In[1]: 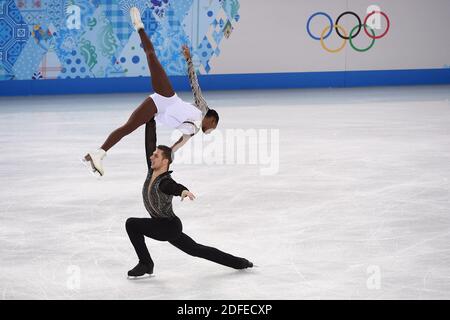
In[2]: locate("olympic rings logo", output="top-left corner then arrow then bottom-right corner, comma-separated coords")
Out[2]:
307,10 -> 390,53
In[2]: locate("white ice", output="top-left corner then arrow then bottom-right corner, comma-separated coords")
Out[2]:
0,85 -> 450,299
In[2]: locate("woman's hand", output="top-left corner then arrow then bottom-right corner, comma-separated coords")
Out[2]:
181,190 -> 196,201
182,45 -> 191,60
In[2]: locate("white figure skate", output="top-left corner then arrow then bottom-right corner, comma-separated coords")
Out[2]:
130,7 -> 144,31
82,149 -> 106,177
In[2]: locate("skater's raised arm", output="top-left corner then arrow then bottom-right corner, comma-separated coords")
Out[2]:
159,179 -> 195,200
145,119 -> 157,170
182,45 -> 209,117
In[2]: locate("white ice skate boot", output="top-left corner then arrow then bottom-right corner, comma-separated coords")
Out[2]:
130,7 -> 144,31
82,149 -> 106,177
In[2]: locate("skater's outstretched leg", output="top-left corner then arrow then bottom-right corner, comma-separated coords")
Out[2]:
100,97 -> 157,152
83,97 -> 157,176
169,233 -> 253,269
131,7 -> 175,97
82,8 -> 175,177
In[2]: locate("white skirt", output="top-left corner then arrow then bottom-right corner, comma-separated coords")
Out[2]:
150,93 -> 202,134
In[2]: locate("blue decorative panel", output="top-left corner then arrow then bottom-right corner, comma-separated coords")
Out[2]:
0,0 -> 29,77
0,0 -> 240,81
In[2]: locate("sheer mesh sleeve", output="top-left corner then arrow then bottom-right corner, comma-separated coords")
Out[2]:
186,57 -> 209,117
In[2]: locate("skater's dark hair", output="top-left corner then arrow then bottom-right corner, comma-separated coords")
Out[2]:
206,109 -> 219,124
157,145 -> 173,167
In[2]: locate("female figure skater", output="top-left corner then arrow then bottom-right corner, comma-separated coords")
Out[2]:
126,115 -> 253,277
83,7 -> 219,176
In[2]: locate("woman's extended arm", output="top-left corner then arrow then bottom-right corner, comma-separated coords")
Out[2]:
182,45 -> 209,117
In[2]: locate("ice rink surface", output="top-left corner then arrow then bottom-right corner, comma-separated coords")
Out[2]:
1,85 -> 450,299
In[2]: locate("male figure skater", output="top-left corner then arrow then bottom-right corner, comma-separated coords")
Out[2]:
126,118 -> 253,277
83,7 -> 219,176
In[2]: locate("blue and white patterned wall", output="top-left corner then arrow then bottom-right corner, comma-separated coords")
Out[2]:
0,0 -> 240,81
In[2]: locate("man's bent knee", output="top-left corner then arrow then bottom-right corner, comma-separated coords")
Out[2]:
126,218 -> 138,232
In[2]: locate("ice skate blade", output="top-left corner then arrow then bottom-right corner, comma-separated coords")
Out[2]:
127,274 -> 155,280
80,158 -> 102,178
240,264 -> 258,270
238,266 -> 257,271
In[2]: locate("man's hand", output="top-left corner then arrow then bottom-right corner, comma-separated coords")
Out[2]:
182,45 -> 191,60
181,190 -> 196,201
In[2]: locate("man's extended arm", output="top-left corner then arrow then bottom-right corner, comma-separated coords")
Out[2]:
159,178 -> 196,200
159,179 -> 188,196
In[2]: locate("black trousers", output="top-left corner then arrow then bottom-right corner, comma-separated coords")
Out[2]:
125,216 -> 248,269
